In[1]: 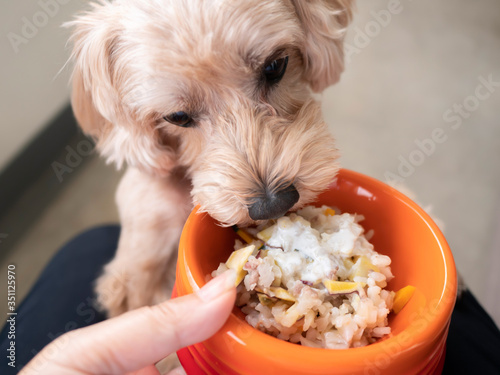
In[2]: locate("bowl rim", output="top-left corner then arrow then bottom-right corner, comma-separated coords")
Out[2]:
177,169 -> 457,372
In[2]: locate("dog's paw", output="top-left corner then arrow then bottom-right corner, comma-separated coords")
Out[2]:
94,260 -> 174,317
94,265 -> 131,318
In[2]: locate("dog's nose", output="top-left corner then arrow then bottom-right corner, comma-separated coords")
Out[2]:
248,184 -> 300,221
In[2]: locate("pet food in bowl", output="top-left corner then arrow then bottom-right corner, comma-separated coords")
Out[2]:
174,169 -> 457,375
213,205 -> 413,349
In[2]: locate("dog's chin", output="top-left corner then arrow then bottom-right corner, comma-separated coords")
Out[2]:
194,182 -> 337,228
196,205 -> 272,228
193,198 -> 254,228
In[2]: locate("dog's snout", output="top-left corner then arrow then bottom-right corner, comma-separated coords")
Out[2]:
248,184 -> 299,221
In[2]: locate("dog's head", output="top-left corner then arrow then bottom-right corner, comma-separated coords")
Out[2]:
68,0 -> 353,225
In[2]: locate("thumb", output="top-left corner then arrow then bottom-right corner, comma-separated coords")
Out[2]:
25,270 -> 236,375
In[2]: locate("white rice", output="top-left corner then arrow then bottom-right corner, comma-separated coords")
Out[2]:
213,205 -> 395,349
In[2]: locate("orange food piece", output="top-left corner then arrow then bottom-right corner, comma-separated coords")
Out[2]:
324,208 -> 336,216
393,285 -> 416,314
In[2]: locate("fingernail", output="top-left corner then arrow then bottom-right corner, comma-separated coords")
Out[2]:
198,270 -> 236,302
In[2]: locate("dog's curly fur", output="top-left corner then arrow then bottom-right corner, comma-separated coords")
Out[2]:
67,0 -> 354,317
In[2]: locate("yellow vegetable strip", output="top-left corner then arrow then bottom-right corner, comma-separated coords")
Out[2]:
257,224 -> 276,242
232,225 -> 264,249
226,245 -> 256,286
323,279 -> 364,294
392,285 -> 416,314
269,287 -> 296,302
232,225 -> 254,244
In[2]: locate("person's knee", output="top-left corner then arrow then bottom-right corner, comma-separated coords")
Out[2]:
45,225 -> 121,272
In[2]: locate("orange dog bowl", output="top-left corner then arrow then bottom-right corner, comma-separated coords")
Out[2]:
174,169 -> 457,374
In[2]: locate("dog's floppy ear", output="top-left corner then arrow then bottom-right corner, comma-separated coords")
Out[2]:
66,2 -> 121,139
66,3 -> 177,176
291,0 -> 354,92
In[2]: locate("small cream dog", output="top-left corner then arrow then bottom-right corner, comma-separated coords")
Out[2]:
68,0 -> 354,317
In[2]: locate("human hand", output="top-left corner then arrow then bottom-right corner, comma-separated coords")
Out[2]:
20,270 -> 236,375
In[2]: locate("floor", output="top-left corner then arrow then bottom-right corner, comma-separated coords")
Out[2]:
1,0 -> 499,365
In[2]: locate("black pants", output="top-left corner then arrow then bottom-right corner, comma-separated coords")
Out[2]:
1,226 -> 499,374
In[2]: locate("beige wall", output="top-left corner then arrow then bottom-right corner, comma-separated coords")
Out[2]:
0,0 -> 87,171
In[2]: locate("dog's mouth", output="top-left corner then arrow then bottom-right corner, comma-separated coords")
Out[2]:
247,184 -> 300,221
189,99 -> 340,227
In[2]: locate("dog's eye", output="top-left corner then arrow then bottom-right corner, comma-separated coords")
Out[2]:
263,56 -> 288,84
163,111 -> 193,127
